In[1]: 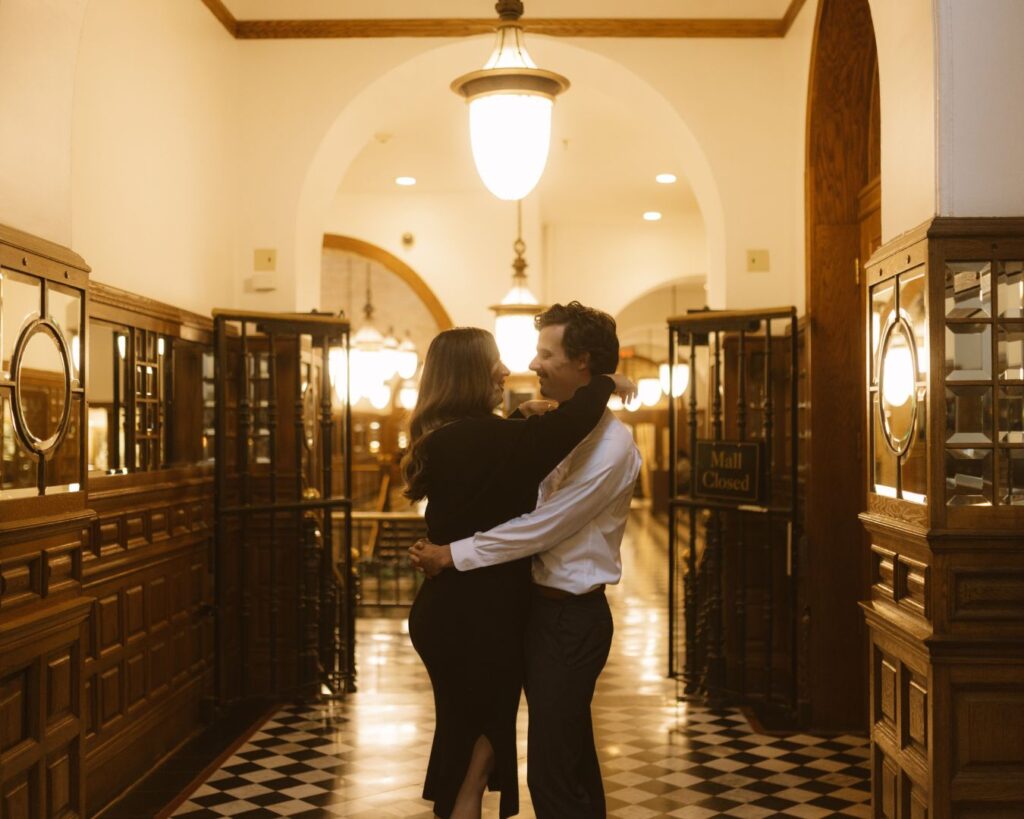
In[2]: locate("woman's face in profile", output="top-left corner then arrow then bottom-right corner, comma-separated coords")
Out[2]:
490,354 -> 510,408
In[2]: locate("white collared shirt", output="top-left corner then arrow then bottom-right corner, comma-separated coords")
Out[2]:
449,409 -> 642,594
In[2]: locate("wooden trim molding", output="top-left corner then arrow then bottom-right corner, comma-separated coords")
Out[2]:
205,0 -> 808,40
200,0 -> 237,37
88,280 -> 214,335
322,234 -> 453,330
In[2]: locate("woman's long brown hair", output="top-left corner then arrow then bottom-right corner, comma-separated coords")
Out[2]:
402,327 -> 500,500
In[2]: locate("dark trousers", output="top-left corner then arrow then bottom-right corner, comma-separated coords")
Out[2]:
525,589 -> 613,819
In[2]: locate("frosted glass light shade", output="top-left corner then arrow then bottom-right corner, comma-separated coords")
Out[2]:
638,377 -> 662,407
469,94 -> 553,201
495,312 -> 539,374
396,337 -> 419,380
659,363 -> 690,397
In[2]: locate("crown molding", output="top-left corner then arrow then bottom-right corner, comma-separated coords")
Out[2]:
203,0 -> 808,39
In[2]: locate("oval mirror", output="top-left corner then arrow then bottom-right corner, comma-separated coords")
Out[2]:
877,316 -> 919,456
15,324 -> 71,452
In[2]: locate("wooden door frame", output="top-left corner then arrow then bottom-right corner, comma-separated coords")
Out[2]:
804,0 -> 880,730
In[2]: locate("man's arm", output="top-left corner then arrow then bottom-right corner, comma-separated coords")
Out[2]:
412,441 -> 639,576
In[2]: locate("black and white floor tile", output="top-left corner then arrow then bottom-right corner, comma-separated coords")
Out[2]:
171,511 -> 870,818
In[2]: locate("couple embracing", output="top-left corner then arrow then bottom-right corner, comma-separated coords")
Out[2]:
402,302 -> 641,819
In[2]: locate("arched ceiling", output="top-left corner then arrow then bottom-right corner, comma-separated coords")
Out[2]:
336,36 -> 702,228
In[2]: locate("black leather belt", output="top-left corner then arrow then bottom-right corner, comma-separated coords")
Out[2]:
532,583 -> 605,601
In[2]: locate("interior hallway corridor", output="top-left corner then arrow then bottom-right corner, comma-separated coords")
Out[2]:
168,511 -> 870,818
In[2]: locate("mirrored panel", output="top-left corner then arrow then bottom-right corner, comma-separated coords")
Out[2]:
997,261 -> 1024,319
1,391 -> 35,492
870,282 -> 895,382
945,324 -> 992,382
87,320 -> 130,473
1,269 -> 41,381
998,385 -> 1024,444
945,448 -> 993,506
901,386 -> 928,503
872,393 -> 897,497
945,261 -> 992,318
46,395 -> 81,489
900,271 -> 928,379
999,448 -> 1024,505
997,323 -> 1024,381
879,319 -> 918,454
946,386 -> 993,445
48,283 -> 82,388
16,326 -> 69,450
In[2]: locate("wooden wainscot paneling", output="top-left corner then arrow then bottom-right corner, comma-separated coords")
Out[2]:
81,282 -> 215,816
860,217 -> 1024,819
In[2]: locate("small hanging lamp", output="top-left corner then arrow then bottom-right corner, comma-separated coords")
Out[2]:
492,200 -> 545,373
451,0 -> 569,201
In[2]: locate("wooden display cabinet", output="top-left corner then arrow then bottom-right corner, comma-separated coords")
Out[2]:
860,218 -> 1024,819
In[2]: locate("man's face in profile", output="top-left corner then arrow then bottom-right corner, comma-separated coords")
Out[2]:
530,324 -> 589,402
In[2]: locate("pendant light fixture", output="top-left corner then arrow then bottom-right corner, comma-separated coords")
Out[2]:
492,200 -> 544,373
451,0 -> 569,201
350,263 -> 391,408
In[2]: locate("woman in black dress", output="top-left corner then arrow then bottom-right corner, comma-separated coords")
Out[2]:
403,327 -> 631,819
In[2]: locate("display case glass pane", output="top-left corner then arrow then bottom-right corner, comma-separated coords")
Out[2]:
945,324 -> 992,381
873,393 -> 898,496
47,283 -> 82,388
900,271 -> 928,379
997,262 -> 1024,318
945,261 -> 992,318
871,282 -> 896,382
902,385 -> 928,503
999,448 -> 1024,505
1,269 -> 41,381
999,386 -> 1024,444
46,396 -> 81,490
946,386 -> 993,444
945,448 -> 993,506
1,391 -> 35,492
87,320 -> 129,473
997,323 -> 1024,381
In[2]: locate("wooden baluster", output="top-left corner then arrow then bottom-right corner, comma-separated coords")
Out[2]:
705,330 -> 726,702
763,321 -> 775,703
268,333 -> 279,695
294,340 -> 305,699
684,331 -> 699,695
736,328 -> 748,698
238,322 -> 251,697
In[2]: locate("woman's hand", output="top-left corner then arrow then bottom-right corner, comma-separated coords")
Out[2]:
605,373 -> 638,403
518,399 -> 557,417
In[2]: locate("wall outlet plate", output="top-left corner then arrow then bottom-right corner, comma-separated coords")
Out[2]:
746,249 -> 770,272
254,248 -> 277,271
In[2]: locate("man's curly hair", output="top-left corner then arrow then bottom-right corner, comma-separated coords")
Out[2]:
534,301 -> 619,375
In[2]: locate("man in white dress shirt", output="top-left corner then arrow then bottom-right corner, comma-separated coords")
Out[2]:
411,302 -> 641,819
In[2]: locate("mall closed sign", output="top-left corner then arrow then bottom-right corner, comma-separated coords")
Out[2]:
694,440 -> 762,503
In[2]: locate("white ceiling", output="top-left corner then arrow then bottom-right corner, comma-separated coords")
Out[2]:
222,1 -> 792,21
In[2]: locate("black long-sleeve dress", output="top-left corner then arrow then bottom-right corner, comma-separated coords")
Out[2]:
408,376 -> 615,818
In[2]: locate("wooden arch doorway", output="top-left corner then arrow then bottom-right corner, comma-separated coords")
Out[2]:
805,0 -> 880,730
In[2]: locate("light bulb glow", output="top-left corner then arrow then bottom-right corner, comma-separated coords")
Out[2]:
494,313 -> 538,374
396,337 -> 418,380
71,334 -> 80,372
643,211 -> 662,222
608,395 -> 624,411
395,176 -> 416,186
659,363 -> 690,397
329,347 -> 347,402
881,344 -> 915,407
624,394 -> 642,413
399,385 -> 419,411
656,173 -> 677,184
369,383 -> 392,410
469,94 -> 553,201
116,334 -> 126,360
638,377 -> 662,407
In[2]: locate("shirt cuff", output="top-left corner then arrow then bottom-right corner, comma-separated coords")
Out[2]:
450,536 -> 482,572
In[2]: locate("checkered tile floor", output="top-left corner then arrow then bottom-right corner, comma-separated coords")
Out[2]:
171,510 -> 870,818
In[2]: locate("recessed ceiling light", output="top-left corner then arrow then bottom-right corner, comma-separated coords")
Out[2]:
643,211 -> 662,221
656,173 -> 677,184
395,176 -> 417,186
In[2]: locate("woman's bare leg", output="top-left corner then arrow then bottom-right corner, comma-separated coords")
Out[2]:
449,735 -> 495,819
